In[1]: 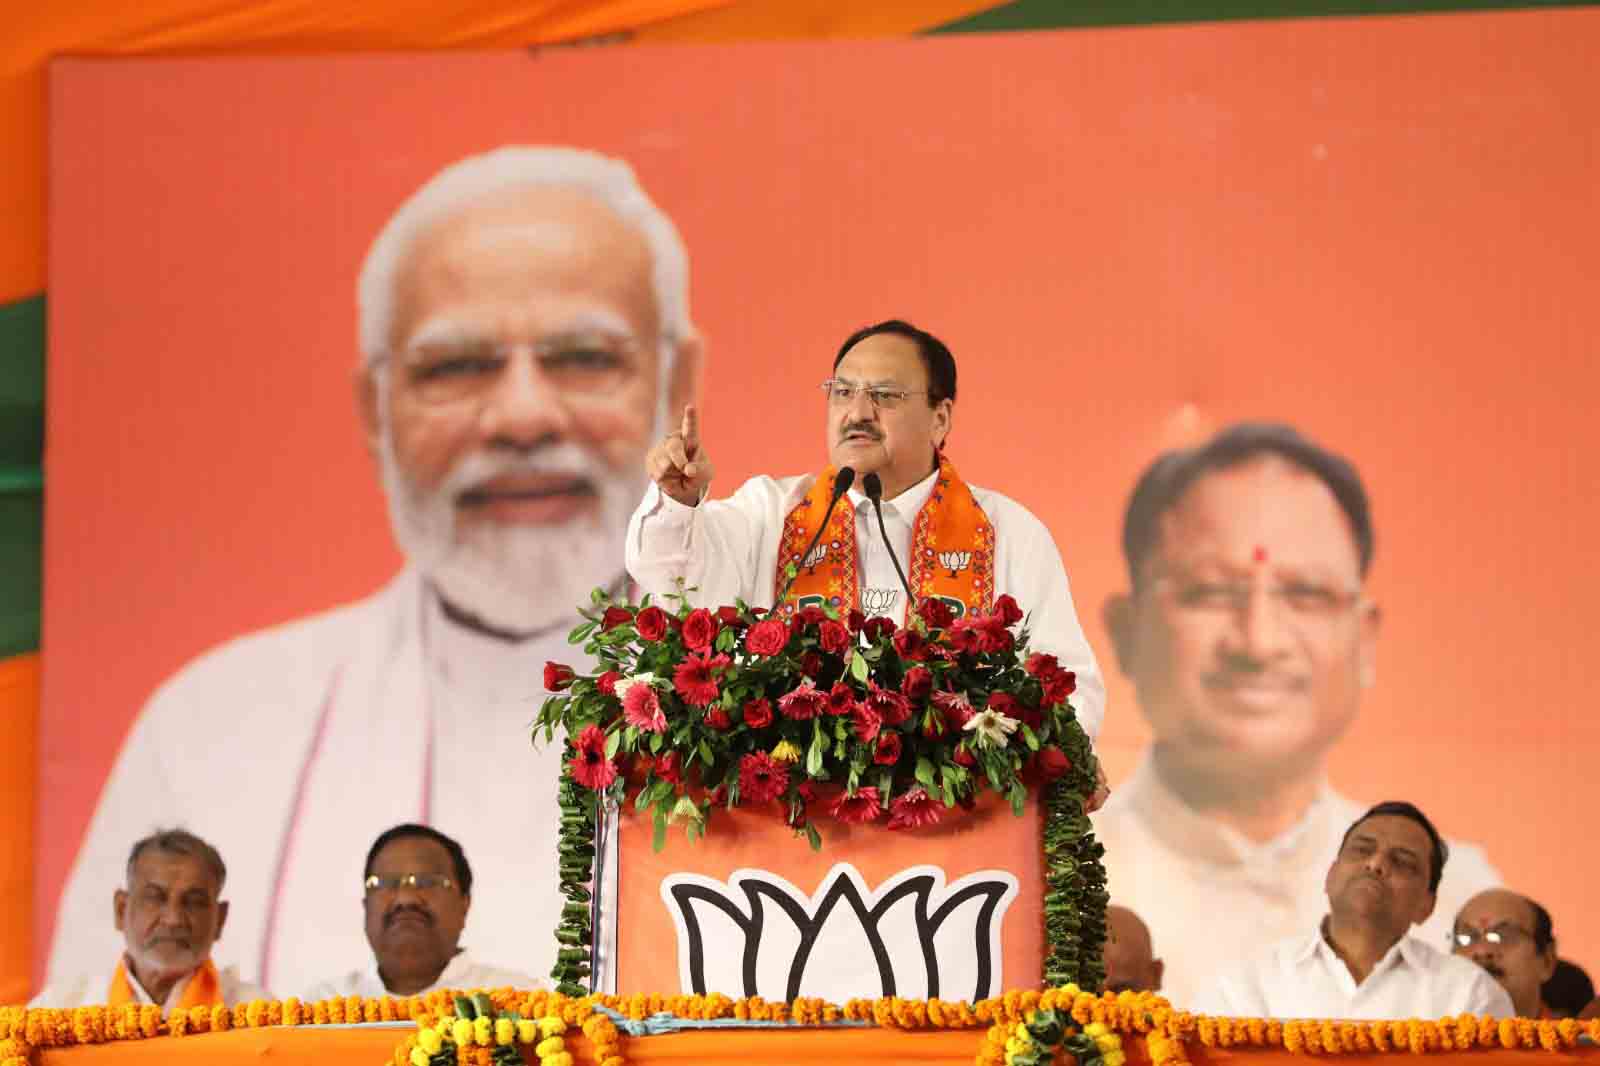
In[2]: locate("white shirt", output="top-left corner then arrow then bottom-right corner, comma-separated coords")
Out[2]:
30,960 -> 268,1009
302,951 -> 546,1001
625,470 -> 1106,739
49,569 -> 580,998
1094,754 -> 1503,1006
1194,926 -> 1513,1020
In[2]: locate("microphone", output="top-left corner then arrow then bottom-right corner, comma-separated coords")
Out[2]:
862,473 -> 915,608
774,467 -> 855,611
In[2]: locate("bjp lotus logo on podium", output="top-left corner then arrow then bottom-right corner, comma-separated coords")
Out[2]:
860,587 -> 899,616
938,550 -> 972,577
536,589 -> 1107,999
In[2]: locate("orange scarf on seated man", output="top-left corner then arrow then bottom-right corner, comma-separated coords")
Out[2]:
108,957 -> 223,1009
774,456 -> 996,623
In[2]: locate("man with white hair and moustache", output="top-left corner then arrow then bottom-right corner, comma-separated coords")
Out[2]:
49,146 -> 701,998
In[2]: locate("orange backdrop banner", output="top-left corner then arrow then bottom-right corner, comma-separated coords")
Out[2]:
40,11 -> 1600,1000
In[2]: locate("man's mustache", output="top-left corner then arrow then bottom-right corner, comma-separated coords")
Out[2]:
385,904 -> 434,928
840,422 -> 882,442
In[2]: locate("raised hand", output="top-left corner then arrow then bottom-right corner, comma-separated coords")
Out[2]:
646,404 -> 715,506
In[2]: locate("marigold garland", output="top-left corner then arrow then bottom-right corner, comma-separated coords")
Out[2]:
4,984 -> 1600,1066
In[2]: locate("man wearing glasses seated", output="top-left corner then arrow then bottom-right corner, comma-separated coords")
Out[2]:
628,318 -> 1108,801
303,825 -> 541,999
1195,802 -> 1510,1019
1452,889 -> 1560,1017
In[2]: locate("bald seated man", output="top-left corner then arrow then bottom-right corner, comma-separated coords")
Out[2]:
1452,889 -> 1558,1017
1103,905 -> 1164,994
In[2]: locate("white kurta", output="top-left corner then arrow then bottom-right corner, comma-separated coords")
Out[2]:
30,960 -> 268,1009
48,568 -> 586,999
1092,754 -> 1503,1007
301,951 -> 547,1001
625,470 -> 1106,740
1193,927 -> 1512,1020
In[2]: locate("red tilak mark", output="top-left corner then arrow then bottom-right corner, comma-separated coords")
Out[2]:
1252,546 -> 1268,564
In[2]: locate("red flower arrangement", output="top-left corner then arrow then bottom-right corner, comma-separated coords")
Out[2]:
536,588 -> 1095,851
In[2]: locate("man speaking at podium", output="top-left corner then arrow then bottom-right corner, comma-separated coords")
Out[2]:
625,319 -> 1108,799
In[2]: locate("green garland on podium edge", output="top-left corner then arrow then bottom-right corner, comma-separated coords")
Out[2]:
551,763 -> 597,996
547,742 -> 1108,997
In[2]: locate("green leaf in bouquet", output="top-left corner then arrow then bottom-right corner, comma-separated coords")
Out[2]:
876,768 -> 892,800
715,627 -> 737,653
1009,781 -> 1026,817
1020,724 -> 1040,752
847,765 -> 860,793
697,739 -> 715,765
940,777 -> 956,806
807,720 -> 827,775
623,725 -> 638,748
604,730 -> 622,760
652,808 -> 668,852
850,651 -> 868,682
648,732 -> 664,753
914,757 -> 936,789
805,822 -> 823,851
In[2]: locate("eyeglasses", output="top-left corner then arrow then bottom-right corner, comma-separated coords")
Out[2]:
381,331 -> 641,407
363,873 -> 456,896
1452,927 -> 1534,950
1151,575 -> 1360,621
820,378 -> 929,410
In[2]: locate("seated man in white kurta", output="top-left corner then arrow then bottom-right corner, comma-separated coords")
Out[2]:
626,319 -> 1107,792
1195,801 -> 1511,1020
304,825 -> 543,999
50,146 -> 702,997
31,829 -> 268,1009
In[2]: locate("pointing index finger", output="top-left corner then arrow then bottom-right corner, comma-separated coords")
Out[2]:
680,404 -> 700,456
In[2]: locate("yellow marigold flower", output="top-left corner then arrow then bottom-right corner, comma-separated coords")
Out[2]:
535,1035 -> 566,1057
472,1015 -> 492,1045
494,1018 -> 515,1046
1104,1050 -> 1127,1066
1085,1022 -> 1109,1039
546,1054 -> 574,1066
408,1046 -> 430,1066
539,1016 -> 567,1038
516,1020 -> 539,1044
452,1019 -> 473,1046
418,1028 -> 443,1054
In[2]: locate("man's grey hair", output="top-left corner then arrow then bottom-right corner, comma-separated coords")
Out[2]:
356,145 -> 692,376
126,829 -> 227,892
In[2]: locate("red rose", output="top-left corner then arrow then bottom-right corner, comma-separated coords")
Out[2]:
891,628 -> 925,660
716,605 -> 742,627
917,597 -> 956,630
635,606 -> 669,642
873,731 -> 903,766
987,691 -> 1022,720
543,662 -> 576,691
947,624 -> 981,655
597,670 -> 621,697
952,745 -> 976,767
1024,652 -> 1058,679
818,620 -> 850,655
742,698 -> 774,729
1045,670 -> 1077,706
654,750 -> 684,785
1036,746 -> 1071,780
600,606 -> 634,631
798,605 -> 829,627
744,618 -> 789,657
682,608 -> 720,652
995,594 -> 1024,626
863,616 -> 897,642
703,707 -> 731,730
847,609 -> 866,633
799,652 -> 824,678
827,682 -> 857,715
977,616 -> 1014,654
900,666 -> 933,701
